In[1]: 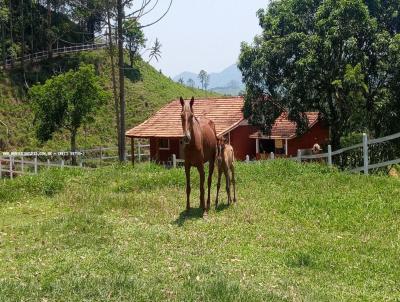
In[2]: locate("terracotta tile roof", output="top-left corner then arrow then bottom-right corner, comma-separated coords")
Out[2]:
249,112 -> 320,139
125,97 -> 245,138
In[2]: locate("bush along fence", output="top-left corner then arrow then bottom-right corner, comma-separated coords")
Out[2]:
0,143 -> 150,179
255,132 -> 400,175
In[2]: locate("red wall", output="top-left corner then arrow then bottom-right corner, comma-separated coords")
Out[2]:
150,137 -> 180,162
147,122 -> 329,162
229,125 -> 258,160
287,121 -> 329,156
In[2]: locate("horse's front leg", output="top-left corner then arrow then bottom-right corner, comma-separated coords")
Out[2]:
207,159 -> 215,211
185,164 -> 191,212
197,165 -> 206,215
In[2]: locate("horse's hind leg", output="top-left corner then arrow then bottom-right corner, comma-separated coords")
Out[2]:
215,165 -> 222,209
224,168 -> 231,205
197,165 -> 206,215
231,164 -> 237,203
185,164 -> 191,212
207,159 -> 215,211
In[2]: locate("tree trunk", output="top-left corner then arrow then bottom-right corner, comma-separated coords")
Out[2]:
1,24 -> 5,66
106,5 -> 121,156
21,0 -> 25,69
47,0 -> 52,58
329,125 -> 342,150
30,0 -> 34,59
117,0 -> 126,162
70,128 -> 78,166
9,0 -> 13,67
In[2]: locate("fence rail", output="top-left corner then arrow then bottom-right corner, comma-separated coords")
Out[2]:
3,43 -> 107,69
261,132 -> 400,175
0,143 -> 150,179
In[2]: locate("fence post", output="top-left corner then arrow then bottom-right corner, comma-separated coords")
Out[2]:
297,149 -> 302,163
79,155 -> 83,167
34,156 -> 38,174
47,158 -> 50,169
328,145 -> 332,167
61,159 -> 64,169
21,155 -> 24,172
138,144 -> 141,162
9,156 -> 13,179
0,159 -> 2,178
172,154 -> 177,168
363,133 -> 368,175
100,146 -> 103,166
270,152 -> 275,160
246,155 -> 250,163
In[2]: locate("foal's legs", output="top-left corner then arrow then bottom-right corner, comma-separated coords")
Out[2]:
207,159 -> 215,210
185,164 -> 191,211
215,164 -> 222,208
231,164 -> 237,203
224,168 -> 231,205
197,165 -> 206,214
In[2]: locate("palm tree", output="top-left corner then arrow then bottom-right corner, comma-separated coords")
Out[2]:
148,38 -> 162,62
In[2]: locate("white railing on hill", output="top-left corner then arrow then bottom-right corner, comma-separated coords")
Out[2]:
252,132 -> 400,175
3,43 -> 107,69
0,143 -> 150,179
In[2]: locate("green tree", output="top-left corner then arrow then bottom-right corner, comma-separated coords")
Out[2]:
123,19 -> 146,67
198,69 -> 209,90
29,64 -> 108,164
186,78 -> 195,89
239,0 -> 400,148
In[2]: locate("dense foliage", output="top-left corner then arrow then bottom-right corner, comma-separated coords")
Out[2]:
29,63 -> 108,158
239,0 -> 400,147
0,0 -> 105,64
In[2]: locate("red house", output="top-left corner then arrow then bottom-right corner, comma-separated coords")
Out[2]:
125,97 -> 329,162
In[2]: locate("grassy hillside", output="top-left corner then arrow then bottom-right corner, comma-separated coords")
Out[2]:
0,50 -> 218,151
0,160 -> 399,301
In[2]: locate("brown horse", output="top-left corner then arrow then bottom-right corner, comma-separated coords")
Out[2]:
180,96 -> 217,216
215,137 -> 236,207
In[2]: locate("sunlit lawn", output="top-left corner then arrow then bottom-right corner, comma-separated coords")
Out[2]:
0,160 -> 399,301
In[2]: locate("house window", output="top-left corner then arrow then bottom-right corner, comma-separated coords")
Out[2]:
159,138 -> 170,150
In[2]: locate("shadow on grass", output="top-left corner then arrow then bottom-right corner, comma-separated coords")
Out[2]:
215,203 -> 230,212
173,208 -> 204,227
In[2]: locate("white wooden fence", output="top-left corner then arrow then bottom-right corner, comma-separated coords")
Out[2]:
0,143 -> 150,179
255,132 -> 400,175
3,43 -> 107,69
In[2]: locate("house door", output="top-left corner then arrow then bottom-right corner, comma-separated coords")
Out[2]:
260,139 -> 275,153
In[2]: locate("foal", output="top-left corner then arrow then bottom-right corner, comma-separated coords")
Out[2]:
215,137 -> 236,207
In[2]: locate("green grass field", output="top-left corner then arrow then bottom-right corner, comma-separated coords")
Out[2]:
0,160 -> 399,301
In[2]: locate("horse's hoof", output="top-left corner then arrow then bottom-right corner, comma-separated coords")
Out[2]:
203,210 -> 208,218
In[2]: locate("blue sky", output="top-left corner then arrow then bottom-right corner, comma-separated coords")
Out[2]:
134,0 -> 269,77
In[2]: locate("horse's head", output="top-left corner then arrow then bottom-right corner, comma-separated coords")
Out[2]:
180,96 -> 194,144
216,136 -> 226,163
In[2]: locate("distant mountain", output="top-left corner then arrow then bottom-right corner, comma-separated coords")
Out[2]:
173,64 -> 245,96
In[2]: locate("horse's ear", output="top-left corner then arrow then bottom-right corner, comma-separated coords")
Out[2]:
190,97 -> 194,108
180,96 -> 184,107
